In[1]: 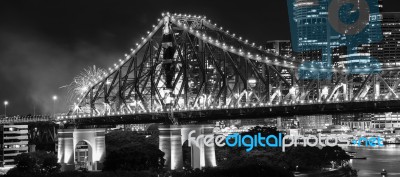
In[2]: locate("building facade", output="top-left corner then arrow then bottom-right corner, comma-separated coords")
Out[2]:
264,40 -> 292,57
372,112 -> 400,129
0,125 -> 29,168
372,12 -> 400,66
288,0 -> 383,67
297,115 -> 332,130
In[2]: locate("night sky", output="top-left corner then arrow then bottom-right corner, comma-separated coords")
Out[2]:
0,0 -> 399,116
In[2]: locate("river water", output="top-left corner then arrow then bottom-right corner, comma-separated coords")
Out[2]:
345,145 -> 400,177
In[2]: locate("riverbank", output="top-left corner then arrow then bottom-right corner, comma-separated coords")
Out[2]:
295,166 -> 355,177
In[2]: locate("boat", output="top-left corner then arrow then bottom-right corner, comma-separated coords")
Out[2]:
381,169 -> 388,176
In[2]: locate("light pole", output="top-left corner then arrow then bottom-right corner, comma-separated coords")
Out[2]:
3,101 -> 8,118
52,95 -> 57,117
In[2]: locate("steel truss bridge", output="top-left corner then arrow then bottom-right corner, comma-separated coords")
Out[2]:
54,13 -> 400,126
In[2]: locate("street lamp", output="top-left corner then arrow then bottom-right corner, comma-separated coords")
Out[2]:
3,101 -> 8,118
52,95 -> 58,117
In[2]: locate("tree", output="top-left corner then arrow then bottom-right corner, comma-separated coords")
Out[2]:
215,126 -> 351,173
103,131 -> 165,172
247,126 -> 280,136
320,146 -> 350,167
7,151 -> 60,177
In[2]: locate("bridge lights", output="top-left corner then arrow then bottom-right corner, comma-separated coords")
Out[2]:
248,78 -> 257,88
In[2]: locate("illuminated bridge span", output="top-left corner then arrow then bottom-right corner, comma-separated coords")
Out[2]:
58,13 -> 400,126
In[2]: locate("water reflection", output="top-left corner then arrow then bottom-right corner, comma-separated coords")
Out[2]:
345,145 -> 400,177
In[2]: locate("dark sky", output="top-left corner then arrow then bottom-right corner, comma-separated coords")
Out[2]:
0,0 -> 399,116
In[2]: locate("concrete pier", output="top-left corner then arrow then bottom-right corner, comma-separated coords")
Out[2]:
57,128 -> 106,171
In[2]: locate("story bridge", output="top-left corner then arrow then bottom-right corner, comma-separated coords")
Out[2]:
52,13 -> 400,127
6,12 -> 400,171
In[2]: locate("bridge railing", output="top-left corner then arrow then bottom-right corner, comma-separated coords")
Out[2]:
0,116 -> 54,124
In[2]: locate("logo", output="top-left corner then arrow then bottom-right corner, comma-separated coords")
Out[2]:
188,130 -> 384,152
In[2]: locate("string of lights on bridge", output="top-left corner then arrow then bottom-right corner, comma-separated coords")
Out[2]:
72,12 -> 389,119
79,12 -> 384,93
80,12 -> 384,95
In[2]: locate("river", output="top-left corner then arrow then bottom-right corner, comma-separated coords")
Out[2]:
345,145 -> 400,177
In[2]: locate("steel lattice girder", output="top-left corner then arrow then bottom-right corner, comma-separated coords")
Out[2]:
71,14 -> 400,124
76,15 -> 297,115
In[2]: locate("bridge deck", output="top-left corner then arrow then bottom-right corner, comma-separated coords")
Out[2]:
59,100 -> 400,125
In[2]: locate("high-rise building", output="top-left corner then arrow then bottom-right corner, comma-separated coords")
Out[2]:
372,12 -> 400,66
288,0 -> 383,67
264,40 -> 292,57
367,12 -> 400,130
0,125 -> 29,168
264,40 -> 293,85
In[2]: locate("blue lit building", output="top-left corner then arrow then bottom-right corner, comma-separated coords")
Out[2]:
288,0 -> 383,70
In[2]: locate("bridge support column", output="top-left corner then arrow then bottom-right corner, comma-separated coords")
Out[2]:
57,128 -> 106,171
181,125 -> 217,169
159,125 -> 183,170
159,125 -> 217,170
58,130 -> 74,171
